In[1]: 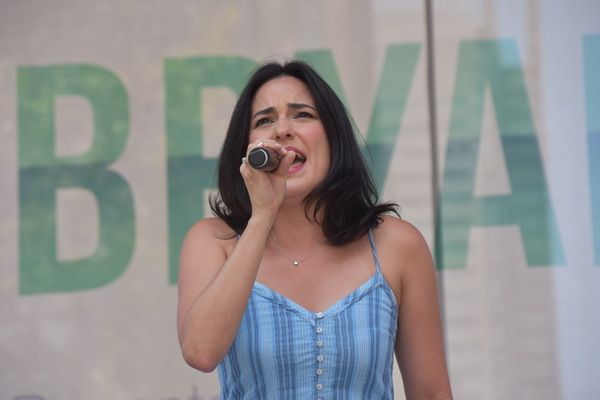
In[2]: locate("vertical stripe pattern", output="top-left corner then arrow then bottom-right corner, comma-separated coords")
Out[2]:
218,231 -> 398,399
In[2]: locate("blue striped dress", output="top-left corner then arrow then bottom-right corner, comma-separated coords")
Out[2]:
218,231 -> 398,399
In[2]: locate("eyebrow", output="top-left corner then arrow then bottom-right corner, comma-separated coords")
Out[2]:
251,103 -> 317,120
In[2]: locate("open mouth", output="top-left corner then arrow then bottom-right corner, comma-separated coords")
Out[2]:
285,147 -> 306,168
292,153 -> 306,166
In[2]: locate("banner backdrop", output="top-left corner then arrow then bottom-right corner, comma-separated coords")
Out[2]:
1,1 -> 599,399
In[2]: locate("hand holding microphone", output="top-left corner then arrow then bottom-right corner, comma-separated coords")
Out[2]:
240,142 -> 296,212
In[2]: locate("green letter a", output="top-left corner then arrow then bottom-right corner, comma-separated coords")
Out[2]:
440,40 -> 565,269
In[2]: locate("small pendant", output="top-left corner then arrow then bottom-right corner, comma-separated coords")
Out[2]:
293,261 -> 299,266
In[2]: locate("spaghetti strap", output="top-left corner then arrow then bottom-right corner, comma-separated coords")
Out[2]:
368,229 -> 382,273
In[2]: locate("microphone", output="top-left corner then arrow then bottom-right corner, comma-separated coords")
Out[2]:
248,147 -> 280,172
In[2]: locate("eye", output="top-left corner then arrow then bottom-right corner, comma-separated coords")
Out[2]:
294,111 -> 315,119
254,117 -> 273,127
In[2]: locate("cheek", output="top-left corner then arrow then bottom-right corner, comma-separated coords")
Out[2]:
303,124 -> 328,145
248,134 -> 264,145
313,141 -> 331,171
249,130 -> 273,143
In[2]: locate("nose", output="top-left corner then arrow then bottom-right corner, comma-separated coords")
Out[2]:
275,119 -> 294,140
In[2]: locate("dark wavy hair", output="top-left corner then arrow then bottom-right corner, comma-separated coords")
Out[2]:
210,59 -> 399,246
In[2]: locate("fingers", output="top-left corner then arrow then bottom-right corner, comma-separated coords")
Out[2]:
240,139 -> 292,202
273,149 -> 296,175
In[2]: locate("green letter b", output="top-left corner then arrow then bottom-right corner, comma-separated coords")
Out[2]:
18,64 -> 134,295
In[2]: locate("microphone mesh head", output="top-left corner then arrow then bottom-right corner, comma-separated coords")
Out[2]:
248,147 -> 269,169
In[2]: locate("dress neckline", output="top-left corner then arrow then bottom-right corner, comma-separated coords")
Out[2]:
248,230 -> 396,317
253,269 -> 397,320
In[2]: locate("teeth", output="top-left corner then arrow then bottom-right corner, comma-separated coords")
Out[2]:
294,154 -> 306,161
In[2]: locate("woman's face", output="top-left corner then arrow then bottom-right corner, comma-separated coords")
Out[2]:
249,75 -> 330,198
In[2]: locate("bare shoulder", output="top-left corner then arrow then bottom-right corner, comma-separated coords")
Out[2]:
185,217 -> 236,241
373,214 -> 430,255
181,217 -> 238,259
372,215 -> 435,296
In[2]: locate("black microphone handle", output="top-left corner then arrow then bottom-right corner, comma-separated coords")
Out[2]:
248,147 -> 280,172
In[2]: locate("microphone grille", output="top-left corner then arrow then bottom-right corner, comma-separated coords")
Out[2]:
248,147 -> 269,169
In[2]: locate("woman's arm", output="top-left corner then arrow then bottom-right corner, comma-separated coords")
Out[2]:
177,142 -> 295,372
378,217 -> 453,399
177,216 -> 272,372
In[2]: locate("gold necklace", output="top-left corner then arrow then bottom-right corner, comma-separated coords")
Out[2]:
270,231 -> 324,266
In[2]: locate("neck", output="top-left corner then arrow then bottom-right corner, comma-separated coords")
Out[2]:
271,206 -> 326,248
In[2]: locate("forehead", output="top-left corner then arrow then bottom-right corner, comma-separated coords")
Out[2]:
251,76 -> 314,110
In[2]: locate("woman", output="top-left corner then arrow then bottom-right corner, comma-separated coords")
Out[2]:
177,59 -> 453,399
